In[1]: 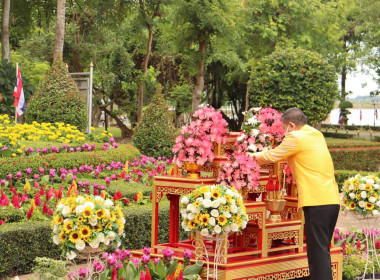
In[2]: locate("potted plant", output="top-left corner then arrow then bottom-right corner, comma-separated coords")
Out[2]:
172,106 -> 228,178
52,193 -> 125,260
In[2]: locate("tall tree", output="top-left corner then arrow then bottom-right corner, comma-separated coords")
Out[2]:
1,0 -> 10,62
136,0 -> 164,122
54,0 -> 66,60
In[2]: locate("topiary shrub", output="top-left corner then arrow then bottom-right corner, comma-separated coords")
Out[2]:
25,58 -> 88,131
249,48 -> 339,125
132,87 -> 176,158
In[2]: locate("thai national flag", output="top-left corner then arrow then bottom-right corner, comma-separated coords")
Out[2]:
13,66 -> 26,118
338,112 -> 343,124
360,110 -> 362,121
376,109 -> 378,120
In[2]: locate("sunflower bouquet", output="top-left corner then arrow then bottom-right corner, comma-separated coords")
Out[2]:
180,184 -> 248,237
51,194 -> 125,260
341,174 -> 380,217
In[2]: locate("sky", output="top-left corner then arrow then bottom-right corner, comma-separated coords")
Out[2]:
343,66 -> 379,98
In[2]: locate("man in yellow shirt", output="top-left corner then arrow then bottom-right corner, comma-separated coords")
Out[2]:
253,108 -> 340,280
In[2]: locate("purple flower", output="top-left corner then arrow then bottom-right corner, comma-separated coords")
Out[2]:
0,179 -> 6,186
111,174 -> 118,180
131,258 -> 139,268
36,149 -> 40,153
110,137 -> 115,143
7,174 -> 12,180
69,148 -> 74,153
72,175 -> 77,181
108,255 -> 117,266
34,174 -> 40,180
76,147 -> 82,152
122,250 -> 131,259
27,147 -> 33,153
42,148 -> 48,154
79,166 -> 84,173
100,185 -> 105,190
61,173 -> 67,180
154,257 -> 161,265
141,254 -> 150,263
143,247 -> 151,255
26,168 -> 32,174
112,143 -> 119,149
125,175 -> 131,180
116,261 -> 122,269
78,181 -> 84,187
2,146 -> 8,151
184,249 -> 192,259
84,181 -> 90,187
16,172 -> 22,179
93,183 -> 99,188
138,172 -> 143,177
92,143 -> 96,149
49,169 -> 56,177
163,247 -> 174,260
63,144 -> 67,149
39,167 -> 44,174
105,177 -> 111,184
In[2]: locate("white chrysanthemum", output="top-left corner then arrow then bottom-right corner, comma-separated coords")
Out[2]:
251,129 -> 260,137
94,196 -> 104,203
376,201 -> 380,207
62,206 -> 71,217
181,220 -> 186,229
358,201 -> 366,208
107,231 -> 116,241
66,250 -> 77,260
361,191 -> 367,199
57,203 -> 65,211
223,212 -> 231,218
184,226 -> 191,232
89,240 -> 100,249
181,213 -> 187,219
120,217 -> 125,224
83,201 -> 95,209
231,223 -> 239,232
226,189 -> 234,196
204,192 -> 211,200
191,207 -> 200,214
104,200 -> 113,208
209,217 -> 216,226
359,184 -> 365,190
368,196 -> 376,204
214,225 -> 222,234
366,179 -> 375,186
89,215 -> 97,226
211,200 -> 220,208
98,233 -> 105,243
230,205 -> 238,214
348,185 -> 354,191
180,208 -> 187,215
241,220 -> 248,229
349,193 -> 355,199
224,225 -> 231,233
75,205 -> 85,215
53,223 -> 60,234
181,196 -> 189,205
247,116 -> 258,125
75,239 -> 86,251
202,199 -> 212,208
188,213 -> 195,220
248,144 -> 257,152
211,209 -> 219,217
196,197 -> 204,203
219,197 -> 227,205
201,228 -> 209,237
373,210 -> 379,216
53,234 -> 60,245
76,197 -> 85,205
103,238 -> 110,246
187,204 -> 194,211
374,184 -> 379,190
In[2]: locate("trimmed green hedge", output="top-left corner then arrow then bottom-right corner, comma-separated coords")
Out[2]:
335,170 -> 380,188
322,132 -> 354,139
18,140 -> 105,151
0,201 -> 186,277
330,148 -> 380,171
0,144 -> 140,177
107,181 -> 152,201
0,206 -> 25,223
321,124 -> 380,132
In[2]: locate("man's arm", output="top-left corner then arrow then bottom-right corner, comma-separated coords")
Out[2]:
253,132 -> 299,165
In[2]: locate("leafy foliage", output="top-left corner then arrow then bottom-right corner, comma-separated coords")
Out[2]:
249,48 -> 339,125
132,89 -> 176,158
25,58 -> 88,131
330,148 -> 380,171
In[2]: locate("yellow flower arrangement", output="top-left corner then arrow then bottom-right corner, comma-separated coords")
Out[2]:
52,194 -> 125,260
341,174 -> 380,217
180,184 -> 248,237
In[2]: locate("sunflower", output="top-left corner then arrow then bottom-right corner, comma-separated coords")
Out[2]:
118,224 -> 125,235
342,196 -> 348,204
66,197 -> 75,205
372,193 -> 379,200
69,231 -> 81,243
106,222 -> 113,229
365,203 -> 374,210
348,201 -> 356,210
211,189 -> 221,199
78,216 -> 83,223
188,220 -> 196,229
80,225 -> 91,239
83,207 -> 93,218
217,215 -> 227,226
365,184 -> 372,191
194,201 -> 201,208
59,231 -> 66,242
63,221 -> 74,233
224,205 -> 230,212
71,205 -> 77,213
95,209 -> 105,219
109,211 -> 117,221
225,195 -> 232,203
199,214 -> 210,226
93,224 -> 103,232
355,194 -> 361,200
199,186 -> 210,194
116,208 -> 122,217
354,186 -> 359,191
54,215 -> 64,225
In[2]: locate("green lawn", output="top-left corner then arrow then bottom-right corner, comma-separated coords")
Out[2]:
325,137 -> 380,148
93,127 -> 122,139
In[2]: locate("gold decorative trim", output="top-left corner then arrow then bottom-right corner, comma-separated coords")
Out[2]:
247,213 -> 263,229
267,230 -> 299,249
156,186 -> 194,202
244,232 -> 259,247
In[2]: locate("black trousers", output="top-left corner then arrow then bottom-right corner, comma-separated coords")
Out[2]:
303,204 -> 340,280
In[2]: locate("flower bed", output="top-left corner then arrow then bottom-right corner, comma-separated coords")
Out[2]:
330,148 -> 380,171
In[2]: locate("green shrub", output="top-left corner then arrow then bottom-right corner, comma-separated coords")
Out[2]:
330,148 -> 380,171
0,201 -> 186,277
326,139 -> 380,148
18,140 -> 105,151
132,88 -> 176,158
373,136 -> 380,142
0,206 -> 25,223
249,48 -> 339,125
25,58 -> 88,131
322,132 -> 354,139
335,170 -> 380,188
107,180 -> 152,201
0,144 -> 140,177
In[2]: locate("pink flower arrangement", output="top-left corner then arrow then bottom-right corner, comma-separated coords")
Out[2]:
256,107 -> 284,144
172,106 -> 228,166
217,151 -> 260,191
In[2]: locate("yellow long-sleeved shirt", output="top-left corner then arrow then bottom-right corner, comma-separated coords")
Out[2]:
254,125 -> 340,209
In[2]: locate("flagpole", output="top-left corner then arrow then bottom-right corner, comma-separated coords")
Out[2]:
15,63 -> 18,124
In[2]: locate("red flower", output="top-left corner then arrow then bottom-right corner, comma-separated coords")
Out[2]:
124,198 -> 130,205
34,193 -> 41,206
134,193 -> 138,202
26,206 -> 34,220
39,186 -> 44,196
113,191 -> 123,201
149,193 -> 152,201
111,266 -> 117,280
375,241 -> 380,250
356,240 -> 361,251
119,171 -> 126,179
177,271 -> 184,280
43,202 -> 49,214
145,269 -> 151,280
12,195 -> 21,209
266,176 -> 275,191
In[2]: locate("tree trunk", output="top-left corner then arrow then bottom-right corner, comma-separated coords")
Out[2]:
53,0 -> 66,61
104,108 -> 133,138
1,0 -> 10,62
192,40 -> 207,112
137,26 -> 154,123
341,65 -> 346,101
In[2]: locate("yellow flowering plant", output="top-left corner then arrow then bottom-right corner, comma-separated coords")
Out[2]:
51,193 -> 125,260
180,184 -> 248,237
341,174 -> 380,217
